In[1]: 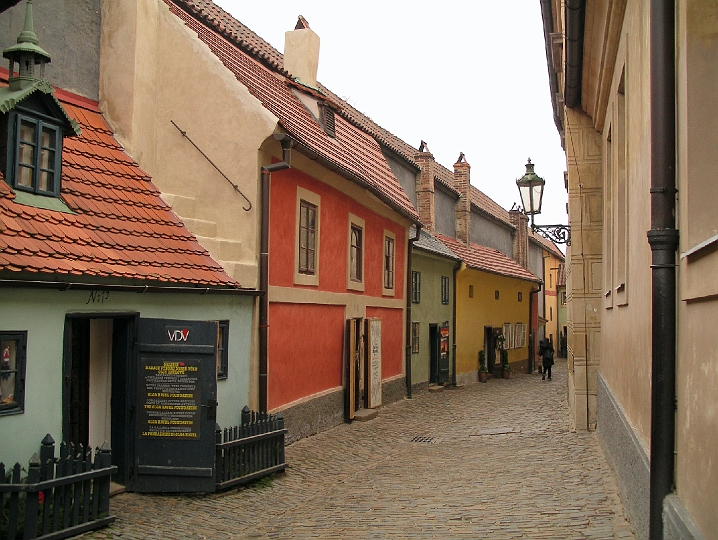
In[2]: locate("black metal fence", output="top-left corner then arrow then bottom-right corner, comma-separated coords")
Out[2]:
0,434 -> 116,540
215,406 -> 287,490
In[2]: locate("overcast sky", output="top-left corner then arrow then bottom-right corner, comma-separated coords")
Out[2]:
214,0 -> 568,228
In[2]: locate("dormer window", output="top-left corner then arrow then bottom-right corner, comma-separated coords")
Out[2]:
320,104 -> 336,138
9,112 -> 62,196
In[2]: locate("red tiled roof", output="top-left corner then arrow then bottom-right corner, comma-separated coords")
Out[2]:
167,0 -> 418,222
0,80 -> 242,289
436,234 -> 539,283
557,262 -> 566,287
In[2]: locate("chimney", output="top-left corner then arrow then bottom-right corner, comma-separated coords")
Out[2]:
509,209 -> 529,268
454,153 -> 471,244
414,141 -> 436,231
284,16 -> 320,88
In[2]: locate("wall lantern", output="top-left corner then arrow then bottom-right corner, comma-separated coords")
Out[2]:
516,159 -> 571,245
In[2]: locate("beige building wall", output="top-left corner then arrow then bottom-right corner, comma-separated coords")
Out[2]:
675,1 -> 718,537
99,0 -> 278,289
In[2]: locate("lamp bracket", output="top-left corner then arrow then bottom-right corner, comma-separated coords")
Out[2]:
532,224 -> 571,245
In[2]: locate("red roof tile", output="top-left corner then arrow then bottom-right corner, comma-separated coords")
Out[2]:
166,0 -> 418,222
0,80 -> 242,289
436,234 -> 539,283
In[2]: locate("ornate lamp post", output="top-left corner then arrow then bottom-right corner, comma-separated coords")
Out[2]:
516,159 -> 570,245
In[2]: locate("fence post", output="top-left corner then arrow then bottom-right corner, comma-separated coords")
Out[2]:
39,434 -> 55,481
277,414 -> 286,466
23,453 -> 41,539
241,405 -> 251,426
97,442 -> 112,517
215,424 -> 222,486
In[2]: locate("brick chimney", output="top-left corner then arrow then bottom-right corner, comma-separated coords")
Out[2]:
414,141 -> 436,231
509,209 -> 529,268
454,153 -> 471,244
284,16 -> 320,88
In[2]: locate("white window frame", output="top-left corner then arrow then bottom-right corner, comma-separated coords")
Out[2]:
294,187 -> 321,286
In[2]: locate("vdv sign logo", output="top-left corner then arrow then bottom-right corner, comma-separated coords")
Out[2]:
167,328 -> 190,342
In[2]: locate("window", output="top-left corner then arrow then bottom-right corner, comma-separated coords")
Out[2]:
411,322 -> 420,354
295,188 -> 320,286
0,332 -> 27,414
550,307 -> 553,321
495,290 -> 500,300
441,276 -> 450,305
412,271 -> 421,303
8,114 -> 62,196
469,285 -> 474,298
299,200 -> 317,275
514,323 -> 526,348
216,321 -> 229,380
518,292 -> 523,302
347,214 -> 365,291
383,232 -> 395,295
561,291 -> 567,305
502,323 -> 512,349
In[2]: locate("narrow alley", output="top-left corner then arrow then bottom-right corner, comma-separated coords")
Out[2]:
82,361 -> 634,539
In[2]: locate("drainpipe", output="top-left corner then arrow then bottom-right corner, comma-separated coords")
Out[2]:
528,281 -> 543,373
647,1 -> 678,538
405,225 -> 422,398
259,135 -> 294,413
451,261 -> 463,386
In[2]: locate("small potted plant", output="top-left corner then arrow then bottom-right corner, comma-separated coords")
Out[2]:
501,349 -> 511,379
478,350 -> 488,383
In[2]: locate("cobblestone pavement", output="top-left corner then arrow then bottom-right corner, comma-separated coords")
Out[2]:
82,360 -> 635,539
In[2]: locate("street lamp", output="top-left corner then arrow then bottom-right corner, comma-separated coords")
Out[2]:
516,159 -> 571,245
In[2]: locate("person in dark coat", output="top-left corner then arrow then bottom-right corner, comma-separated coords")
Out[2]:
539,338 -> 555,380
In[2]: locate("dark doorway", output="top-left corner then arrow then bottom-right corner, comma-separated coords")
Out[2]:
429,324 -> 439,384
67,318 -> 90,448
484,327 -> 497,375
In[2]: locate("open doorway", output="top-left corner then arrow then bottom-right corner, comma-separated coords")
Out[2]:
63,314 -> 136,486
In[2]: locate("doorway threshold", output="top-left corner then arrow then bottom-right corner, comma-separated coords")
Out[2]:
352,408 -> 378,422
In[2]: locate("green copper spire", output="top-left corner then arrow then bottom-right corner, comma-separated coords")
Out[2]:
17,0 -> 40,46
3,0 -> 52,68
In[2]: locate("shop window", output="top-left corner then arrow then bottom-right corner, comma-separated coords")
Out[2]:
216,321 -> 229,380
412,271 -> 421,303
0,331 -> 27,414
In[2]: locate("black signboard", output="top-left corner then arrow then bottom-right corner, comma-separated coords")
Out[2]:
140,358 -> 201,439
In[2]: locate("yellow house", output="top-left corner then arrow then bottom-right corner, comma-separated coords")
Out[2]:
439,235 -> 539,380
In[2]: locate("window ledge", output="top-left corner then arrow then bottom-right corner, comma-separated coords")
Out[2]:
13,190 -> 75,214
681,232 -> 718,260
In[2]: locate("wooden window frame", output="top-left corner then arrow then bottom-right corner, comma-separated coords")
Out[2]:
411,322 -> 420,354
0,331 -> 27,415
347,214 -> 365,291
411,271 -> 421,304
8,112 -> 63,197
382,231 -> 396,296
441,276 -> 450,305
216,321 -> 229,380
295,187 -> 320,286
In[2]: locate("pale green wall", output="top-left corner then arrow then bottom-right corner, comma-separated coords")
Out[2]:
0,287 -> 254,466
410,251 -> 456,384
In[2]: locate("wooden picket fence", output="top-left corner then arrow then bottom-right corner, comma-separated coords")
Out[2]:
0,435 -> 116,540
215,406 -> 287,490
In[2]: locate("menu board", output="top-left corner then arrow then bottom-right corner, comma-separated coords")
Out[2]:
140,358 -> 201,439
367,318 -> 382,408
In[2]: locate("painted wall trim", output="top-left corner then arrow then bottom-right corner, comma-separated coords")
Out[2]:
268,285 -> 405,310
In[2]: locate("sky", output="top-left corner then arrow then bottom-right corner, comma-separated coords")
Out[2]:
214,0 -> 568,228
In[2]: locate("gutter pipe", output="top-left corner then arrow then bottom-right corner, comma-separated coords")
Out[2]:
564,0 -> 586,109
259,134 -> 295,413
528,280 -> 543,374
648,1 -> 679,537
451,260 -> 463,386
405,224 -> 422,398
0,278 -> 259,295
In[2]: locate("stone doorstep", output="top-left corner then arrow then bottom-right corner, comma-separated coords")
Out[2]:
428,384 -> 444,393
352,408 -> 378,422
110,482 -> 125,497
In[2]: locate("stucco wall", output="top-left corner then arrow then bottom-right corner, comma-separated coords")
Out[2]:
99,0 -> 277,288
434,185 -> 457,238
0,288 -> 254,467
384,150 -> 418,209
409,250 -> 455,384
455,269 -> 533,379
0,0 -> 101,100
471,212 -> 513,257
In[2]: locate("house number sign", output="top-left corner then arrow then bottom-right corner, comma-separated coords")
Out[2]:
140,358 -> 201,439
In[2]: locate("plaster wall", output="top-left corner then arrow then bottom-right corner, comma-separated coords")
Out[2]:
383,150 -> 418,210
434,185 -> 457,237
455,269 -> 533,379
409,251 -> 455,384
0,0 -> 101,100
0,288 -> 254,468
99,0 -> 277,288
470,212 -> 513,257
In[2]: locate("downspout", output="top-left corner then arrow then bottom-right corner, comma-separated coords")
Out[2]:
259,134 -> 295,413
451,261 -> 464,386
564,0 -> 586,109
647,0 -> 678,538
405,224 -> 422,399
528,280 -> 543,373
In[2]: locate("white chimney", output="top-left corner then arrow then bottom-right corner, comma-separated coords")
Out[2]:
284,16 -> 320,88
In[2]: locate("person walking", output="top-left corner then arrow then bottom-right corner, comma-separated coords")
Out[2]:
539,338 -> 555,380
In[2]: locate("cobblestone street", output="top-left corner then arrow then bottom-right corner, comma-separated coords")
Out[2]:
82,360 -> 635,539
